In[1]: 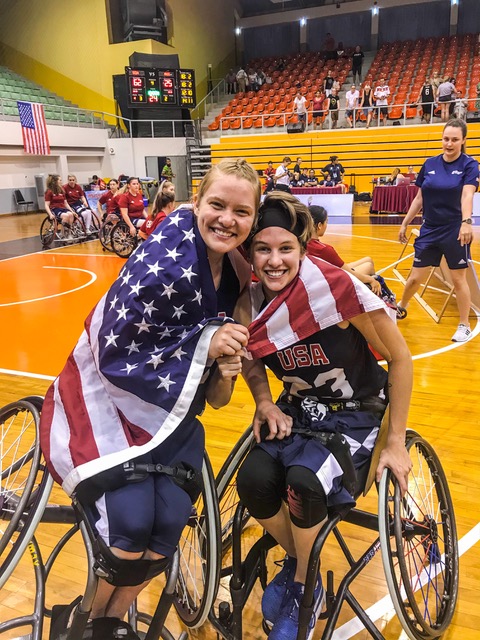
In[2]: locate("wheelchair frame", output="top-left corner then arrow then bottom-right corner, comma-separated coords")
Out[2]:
0,398 -> 219,640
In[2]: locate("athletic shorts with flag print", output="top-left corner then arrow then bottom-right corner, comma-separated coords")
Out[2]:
413,222 -> 471,269
257,403 -> 382,510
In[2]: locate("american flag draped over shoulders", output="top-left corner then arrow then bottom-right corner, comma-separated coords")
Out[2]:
17,101 -> 50,155
247,256 -> 388,359
40,209 -> 235,496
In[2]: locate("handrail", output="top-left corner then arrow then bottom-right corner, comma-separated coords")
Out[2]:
213,96 -> 478,135
191,79 -> 226,121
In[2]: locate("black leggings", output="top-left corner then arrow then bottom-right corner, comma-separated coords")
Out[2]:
237,448 -> 327,529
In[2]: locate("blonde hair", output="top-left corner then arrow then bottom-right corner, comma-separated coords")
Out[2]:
196,158 -> 261,213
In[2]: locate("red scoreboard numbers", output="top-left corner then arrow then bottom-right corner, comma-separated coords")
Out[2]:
126,67 -> 196,108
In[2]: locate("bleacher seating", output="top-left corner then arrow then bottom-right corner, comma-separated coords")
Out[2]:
209,51 -> 354,132
0,66 -> 104,126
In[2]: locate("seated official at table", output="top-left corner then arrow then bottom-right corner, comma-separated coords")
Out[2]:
290,171 -> 306,188
322,173 -> 335,187
306,169 -> 318,186
385,168 -> 404,185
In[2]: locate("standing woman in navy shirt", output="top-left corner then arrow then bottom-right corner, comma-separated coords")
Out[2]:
398,119 -> 479,341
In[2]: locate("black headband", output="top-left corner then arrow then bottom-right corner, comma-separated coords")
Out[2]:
255,204 -> 303,238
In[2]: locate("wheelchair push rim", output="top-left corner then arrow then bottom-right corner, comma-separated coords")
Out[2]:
40,216 -> 57,247
111,221 -> 139,259
379,431 -> 459,640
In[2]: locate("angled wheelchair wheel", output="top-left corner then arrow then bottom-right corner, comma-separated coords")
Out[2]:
71,218 -> 86,242
378,430 -> 459,640
216,427 -> 254,554
40,216 -> 56,247
99,220 -> 115,252
0,400 -> 53,587
89,211 -> 101,235
111,221 -> 138,259
174,453 -> 221,628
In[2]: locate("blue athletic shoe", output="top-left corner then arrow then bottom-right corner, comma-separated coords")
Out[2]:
268,577 -> 325,640
262,555 -> 297,627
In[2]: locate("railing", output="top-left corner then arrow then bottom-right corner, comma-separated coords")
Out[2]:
213,96 -> 479,135
190,79 -> 226,122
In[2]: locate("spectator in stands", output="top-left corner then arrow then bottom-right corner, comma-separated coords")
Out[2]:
97,179 -> 120,221
351,45 -> 364,84
273,157 -> 292,193
416,77 -> 435,124
326,88 -> 339,129
322,155 -> 344,184
306,169 -> 318,186
308,205 -> 382,295
264,161 -> 275,185
437,77 -> 456,122
323,70 -> 334,98
360,82 -> 374,128
323,32 -> 336,60
257,69 -> 266,88
63,175 -> 96,233
236,67 -> 248,93
336,41 -> 346,59
386,168 -> 404,185
345,84 -> 360,128
374,77 -> 390,126
290,171 -> 305,188
276,58 -> 285,72
332,77 -> 341,94
161,157 -> 175,181
475,80 -> 480,111
264,72 -> 273,85
398,119 -> 478,342
431,71 -> 442,101
293,90 -> 308,129
117,176 -> 148,236
44,174 -> 75,238
226,68 -> 237,95
139,191 -> 176,240
312,90 -> 325,130
453,91 -> 468,122
90,175 -> 106,190
248,69 -> 259,92
293,157 -> 303,175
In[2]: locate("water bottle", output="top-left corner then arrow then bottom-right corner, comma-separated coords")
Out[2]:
377,177 -> 380,186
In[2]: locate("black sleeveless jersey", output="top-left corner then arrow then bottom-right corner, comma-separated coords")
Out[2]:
262,324 -> 387,403
363,89 -> 373,107
325,77 -> 334,90
421,84 -> 434,103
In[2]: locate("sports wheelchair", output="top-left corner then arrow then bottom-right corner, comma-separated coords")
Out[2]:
212,412 -> 459,640
106,220 -> 141,259
40,212 -> 100,249
0,397 -> 221,640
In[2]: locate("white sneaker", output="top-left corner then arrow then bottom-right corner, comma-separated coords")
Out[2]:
451,324 -> 471,342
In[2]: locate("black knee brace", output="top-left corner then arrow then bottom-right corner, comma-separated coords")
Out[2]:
286,465 -> 328,529
92,535 -> 170,587
237,447 -> 286,520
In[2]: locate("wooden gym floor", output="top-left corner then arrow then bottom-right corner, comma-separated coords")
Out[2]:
0,208 -> 479,639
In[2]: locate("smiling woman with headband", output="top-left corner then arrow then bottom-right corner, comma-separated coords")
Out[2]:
233,191 -> 413,640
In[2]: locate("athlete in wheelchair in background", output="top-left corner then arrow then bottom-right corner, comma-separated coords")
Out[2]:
63,175 -> 99,236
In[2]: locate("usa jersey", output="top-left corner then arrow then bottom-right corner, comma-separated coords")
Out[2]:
262,323 -> 387,402
416,153 -> 479,227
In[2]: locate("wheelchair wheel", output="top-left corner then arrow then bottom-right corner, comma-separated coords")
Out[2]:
111,221 -> 138,259
71,218 -> 85,241
89,211 -> 101,236
99,220 -> 115,252
378,430 -> 458,640
0,400 -> 53,587
40,216 -> 56,247
174,453 -> 221,628
216,427 -> 254,553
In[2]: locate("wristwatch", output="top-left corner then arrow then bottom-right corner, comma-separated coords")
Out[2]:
461,218 -> 473,224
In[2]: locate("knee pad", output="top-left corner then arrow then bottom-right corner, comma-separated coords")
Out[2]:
237,448 -> 285,520
92,535 -> 170,587
286,466 -> 328,529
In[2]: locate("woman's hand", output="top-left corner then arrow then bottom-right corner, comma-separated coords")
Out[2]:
375,440 -> 412,496
366,276 -> 382,296
216,354 -> 243,380
252,399 -> 293,443
129,224 -> 137,237
458,221 -> 473,247
208,323 -> 249,360
398,224 -> 408,244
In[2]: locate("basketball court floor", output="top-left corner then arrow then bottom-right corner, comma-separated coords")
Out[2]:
0,209 -> 479,639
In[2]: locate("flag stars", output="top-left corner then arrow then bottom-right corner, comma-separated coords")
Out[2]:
142,300 -> 158,317
121,363 -> 139,375
157,373 -> 176,391
129,280 -> 145,296
148,351 -> 165,369
172,304 -> 187,319
150,230 -> 166,244
182,228 -> 195,243
134,248 -> 149,263
104,329 -> 120,347
158,326 -> 173,339
161,282 -> 178,299
180,265 -> 197,283
172,346 -> 187,360
116,303 -> 129,320
134,318 -> 153,334
165,247 -> 181,261
109,294 -> 119,310
192,289 -> 202,305
168,212 -> 182,227
126,340 -> 142,355
146,261 -> 163,277
121,270 -> 133,286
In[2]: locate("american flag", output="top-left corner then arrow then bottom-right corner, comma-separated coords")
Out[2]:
39,209 -> 236,495
17,101 -> 50,155
247,256 -> 388,359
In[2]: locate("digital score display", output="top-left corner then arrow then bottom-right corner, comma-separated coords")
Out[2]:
126,67 -> 196,108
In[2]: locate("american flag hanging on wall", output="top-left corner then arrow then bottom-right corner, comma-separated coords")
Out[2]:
17,101 -> 50,155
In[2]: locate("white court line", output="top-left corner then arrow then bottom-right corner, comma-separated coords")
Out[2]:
0,367 -> 54,381
332,522 -> 480,639
0,240 -> 109,263
0,266 -> 97,307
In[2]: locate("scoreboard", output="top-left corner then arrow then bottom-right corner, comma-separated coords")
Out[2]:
126,67 -> 196,108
